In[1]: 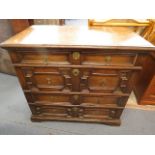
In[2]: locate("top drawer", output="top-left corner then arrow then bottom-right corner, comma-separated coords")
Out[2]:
10,50 -> 138,66
11,51 -> 71,65
81,53 -> 137,66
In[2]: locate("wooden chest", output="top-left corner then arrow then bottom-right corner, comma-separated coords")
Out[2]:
1,25 -> 155,125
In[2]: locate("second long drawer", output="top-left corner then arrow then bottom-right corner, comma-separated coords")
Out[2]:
25,91 -> 129,107
15,66 -> 139,93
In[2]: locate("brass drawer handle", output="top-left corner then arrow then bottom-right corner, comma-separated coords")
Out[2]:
44,55 -> 48,64
72,69 -> 80,76
105,56 -> 111,63
46,78 -> 52,85
72,52 -> 80,60
100,80 -> 106,87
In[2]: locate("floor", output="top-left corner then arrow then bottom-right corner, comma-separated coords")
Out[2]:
1,73 -> 155,135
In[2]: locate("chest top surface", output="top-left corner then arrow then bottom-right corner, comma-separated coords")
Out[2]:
1,25 -> 155,50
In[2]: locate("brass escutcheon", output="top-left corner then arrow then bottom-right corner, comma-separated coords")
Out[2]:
72,69 -> 80,76
105,56 -> 111,63
72,52 -> 80,60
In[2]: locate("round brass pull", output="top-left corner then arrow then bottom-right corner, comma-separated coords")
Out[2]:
72,52 -> 80,60
72,69 -> 80,76
105,56 -> 111,63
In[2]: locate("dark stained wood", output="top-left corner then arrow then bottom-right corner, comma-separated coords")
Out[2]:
1,25 -> 155,125
31,114 -> 121,126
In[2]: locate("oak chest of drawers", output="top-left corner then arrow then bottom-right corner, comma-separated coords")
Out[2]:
1,25 -> 155,125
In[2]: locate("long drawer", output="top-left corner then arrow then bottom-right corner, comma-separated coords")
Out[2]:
81,52 -> 137,66
25,91 -> 129,107
10,50 -> 137,66
16,66 -> 137,93
30,104 -> 123,120
11,50 -> 71,65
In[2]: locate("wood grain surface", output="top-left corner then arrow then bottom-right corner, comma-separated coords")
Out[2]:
1,25 -> 154,49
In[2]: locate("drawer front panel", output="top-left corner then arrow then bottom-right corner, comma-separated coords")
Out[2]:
30,104 -> 120,119
81,96 -> 127,107
80,69 -> 132,93
28,93 -> 72,105
21,67 -> 72,91
82,53 -> 137,66
18,66 -> 133,93
34,74 -> 64,90
31,105 -> 69,117
16,51 -> 71,65
25,91 -> 128,107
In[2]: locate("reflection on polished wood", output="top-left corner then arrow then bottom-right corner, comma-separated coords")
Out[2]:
1,25 -> 154,48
